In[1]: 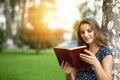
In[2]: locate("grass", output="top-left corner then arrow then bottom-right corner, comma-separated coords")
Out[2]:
0,49 -> 65,80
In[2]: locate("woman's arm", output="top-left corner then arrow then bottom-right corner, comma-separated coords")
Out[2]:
94,55 -> 113,80
80,50 -> 113,80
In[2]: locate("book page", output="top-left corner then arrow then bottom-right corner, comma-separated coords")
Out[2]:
54,46 -> 69,49
69,46 -> 87,50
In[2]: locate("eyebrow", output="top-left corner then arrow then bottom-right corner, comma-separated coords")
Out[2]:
87,28 -> 93,30
80,28 -> 92,31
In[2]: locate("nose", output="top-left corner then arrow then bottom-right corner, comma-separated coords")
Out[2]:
84,32 -> 88,37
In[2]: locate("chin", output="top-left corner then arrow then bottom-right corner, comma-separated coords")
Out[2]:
85,41 -> 93,44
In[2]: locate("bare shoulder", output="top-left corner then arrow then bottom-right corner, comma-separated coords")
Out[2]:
102,55 -> 113,62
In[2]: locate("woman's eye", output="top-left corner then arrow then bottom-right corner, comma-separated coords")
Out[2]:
88,31 -> 91,32
88,29 -> 92,33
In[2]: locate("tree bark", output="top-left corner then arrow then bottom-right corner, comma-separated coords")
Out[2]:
21,0 -> 26,27
4,0 -> 12,38
102,0 -> 120,80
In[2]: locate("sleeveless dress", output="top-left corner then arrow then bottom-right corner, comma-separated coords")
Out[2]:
76,47 -> 113,80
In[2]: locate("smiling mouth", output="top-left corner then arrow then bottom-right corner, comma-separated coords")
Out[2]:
85,38 -> 91,41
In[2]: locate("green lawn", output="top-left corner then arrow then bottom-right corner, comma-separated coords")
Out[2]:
0,49 -> 65,80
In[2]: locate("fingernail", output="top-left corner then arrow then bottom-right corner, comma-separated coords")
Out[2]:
79,54 -> 82,56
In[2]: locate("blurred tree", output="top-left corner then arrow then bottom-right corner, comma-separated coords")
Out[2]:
21,0 -> 26,27
18,23 -> 56,54
18,0 -> 56,54
0,2 -> 5,51
102,0 -> 120,79
27,1 -> 55,26
0,0 -> 4,3
10,0 -> 21,22
4,0 -> 12,38
72,0 -> 102,40
72,21 -> 79,41
78,0 -> 101,18
13,0 -> 26,48
0,28 -> 6,51
3,0 -> 20,36
3,0 -> 21,49
53,28 -> 67,42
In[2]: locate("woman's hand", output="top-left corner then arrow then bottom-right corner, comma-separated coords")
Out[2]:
79,49 -> 99,66
61,61 -> 72,74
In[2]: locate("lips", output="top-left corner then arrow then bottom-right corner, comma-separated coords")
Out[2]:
85,38 -> 91,41
84,38 -> 92,43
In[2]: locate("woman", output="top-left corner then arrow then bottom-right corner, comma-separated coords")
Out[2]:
61,18 -> 113,80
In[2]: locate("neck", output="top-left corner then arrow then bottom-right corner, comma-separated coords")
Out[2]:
89,43 -> 100,54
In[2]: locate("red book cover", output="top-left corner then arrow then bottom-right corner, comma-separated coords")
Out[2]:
53,46 -> 90,69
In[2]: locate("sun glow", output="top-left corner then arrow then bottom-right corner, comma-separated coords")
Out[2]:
44,0 -> 80,31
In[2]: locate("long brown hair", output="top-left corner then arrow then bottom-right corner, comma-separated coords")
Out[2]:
77,18 -> 107,47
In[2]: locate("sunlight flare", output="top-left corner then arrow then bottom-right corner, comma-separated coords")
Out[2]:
43,0 -> 80,31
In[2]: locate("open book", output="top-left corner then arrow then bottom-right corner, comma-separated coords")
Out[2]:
53,46 -> 90,69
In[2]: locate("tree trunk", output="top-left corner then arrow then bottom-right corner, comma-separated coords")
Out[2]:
4,0 -> 12,38
102,0 -> 120,80
21,0 -> 26,27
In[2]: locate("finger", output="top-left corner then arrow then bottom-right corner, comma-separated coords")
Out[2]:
80,53 -> 92,60
67,62 -> 71,68
80,55 -> 91,63
64,61 -> 69,68
61,60 -> 64,68
84,49 -> 93,55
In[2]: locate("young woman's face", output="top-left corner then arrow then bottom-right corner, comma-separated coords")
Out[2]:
80,23 -> 95,45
